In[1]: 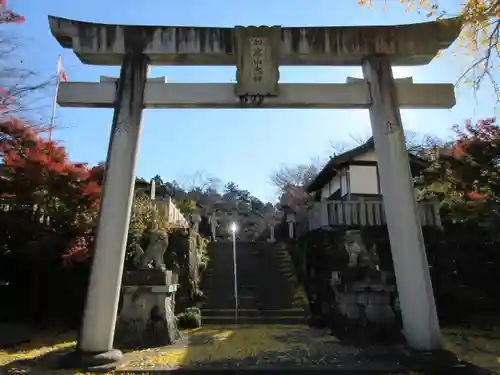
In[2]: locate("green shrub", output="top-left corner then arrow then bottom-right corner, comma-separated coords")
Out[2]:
185,307 -> 201,315
176,307 -> 202,329
129,196 -> 170,237
196,235 -> 209,270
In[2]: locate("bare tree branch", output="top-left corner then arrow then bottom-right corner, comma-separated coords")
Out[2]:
360,1 -> 500,102
0,30 -> 53,127
269,163 -> 320,193
178,171 -> 222,193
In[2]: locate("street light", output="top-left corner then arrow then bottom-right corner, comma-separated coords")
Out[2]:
230,222 -> 238,324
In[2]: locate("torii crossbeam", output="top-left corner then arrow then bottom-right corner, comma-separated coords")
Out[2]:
58,78 -> 456,109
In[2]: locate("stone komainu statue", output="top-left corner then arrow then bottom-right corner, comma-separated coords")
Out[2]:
129,234 -> 144,267
140,231 -> 169,269
344,230 -> 367,268
343,229 -> 382,282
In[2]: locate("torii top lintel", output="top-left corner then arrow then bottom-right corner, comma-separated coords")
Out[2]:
48,16 -> 462,67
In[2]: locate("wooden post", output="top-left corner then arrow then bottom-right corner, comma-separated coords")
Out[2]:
287,213 -> 295,239
320,199 -> 329,227
150,178 -> 156,200
362,54 -> 441,351
268,224 -> 276,242
210,212 -> 217,240
433,200 -> 443,228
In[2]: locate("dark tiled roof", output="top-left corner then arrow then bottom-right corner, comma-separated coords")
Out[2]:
306,137 -> 428,193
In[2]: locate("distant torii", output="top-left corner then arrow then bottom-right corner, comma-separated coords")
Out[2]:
0,0 -> 25,24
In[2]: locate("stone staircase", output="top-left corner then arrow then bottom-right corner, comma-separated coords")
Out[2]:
200,241 -> 307,325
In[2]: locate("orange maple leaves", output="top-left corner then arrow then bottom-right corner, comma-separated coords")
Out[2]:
0,118 -> 104,266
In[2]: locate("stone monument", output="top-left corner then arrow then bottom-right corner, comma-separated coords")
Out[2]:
115,231 -> 180,348
264,205 -> 282,242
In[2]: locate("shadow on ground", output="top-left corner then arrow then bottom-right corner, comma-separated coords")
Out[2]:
0,331 -> 77,375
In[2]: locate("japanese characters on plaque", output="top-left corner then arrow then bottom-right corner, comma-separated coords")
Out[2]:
250,38 -> 265,84
234,26 -> 281,98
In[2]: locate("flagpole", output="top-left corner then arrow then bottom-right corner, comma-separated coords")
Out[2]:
49,54 -> 62,142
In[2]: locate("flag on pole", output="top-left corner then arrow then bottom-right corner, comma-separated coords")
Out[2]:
0,0 -> 25,24
49,55 -> 67,141
57,56 -> 68,82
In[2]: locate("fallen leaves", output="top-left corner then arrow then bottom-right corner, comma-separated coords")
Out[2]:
120,324 -> 312,370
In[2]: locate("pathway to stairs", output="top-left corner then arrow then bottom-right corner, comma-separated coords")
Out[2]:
117,325 -> 469,372
199,241 -> 307,325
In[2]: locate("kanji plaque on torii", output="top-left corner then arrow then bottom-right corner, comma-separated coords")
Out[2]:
234,26 -> 281,102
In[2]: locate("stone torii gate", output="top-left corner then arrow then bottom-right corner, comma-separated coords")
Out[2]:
48,16 -> 461,368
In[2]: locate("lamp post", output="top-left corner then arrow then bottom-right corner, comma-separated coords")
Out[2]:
230,222 -> 238,324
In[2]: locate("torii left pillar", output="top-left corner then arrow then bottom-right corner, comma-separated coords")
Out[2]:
68,53 -> 149,370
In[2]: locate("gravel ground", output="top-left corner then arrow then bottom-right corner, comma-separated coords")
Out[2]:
118,325 -> 459,372
0,325 -> 479,374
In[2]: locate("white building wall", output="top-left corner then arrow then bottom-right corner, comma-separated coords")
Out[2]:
320,173 -> 343,199
340,174 -> 348,197
321,185 -> 329,199
330,175 -> 341,195
317,150 -> 381,199
349,165 -> 379,195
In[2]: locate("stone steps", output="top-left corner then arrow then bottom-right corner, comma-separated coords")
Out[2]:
201,285 -> 258,294
203,315 -> 306,325
198,242 -> 307,323
202,296 -> 261,310
201,308 -> 305,318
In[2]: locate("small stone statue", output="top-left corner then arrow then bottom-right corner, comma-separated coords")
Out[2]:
344,230 -> 366,268
129,234 -> 145,268
344,230 -> 384,283
190,213 -> 202,232
118,231 -> 180,349
368,244 -> 381,272
366,244 -> 382,282
140,231 -> 169,269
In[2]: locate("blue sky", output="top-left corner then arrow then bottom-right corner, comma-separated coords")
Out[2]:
10,0 -> 498,202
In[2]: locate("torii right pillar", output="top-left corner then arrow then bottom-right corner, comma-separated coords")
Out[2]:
363,55 -> 441,350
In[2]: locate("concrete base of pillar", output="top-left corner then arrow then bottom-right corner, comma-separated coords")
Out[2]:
59,348 -> 123,372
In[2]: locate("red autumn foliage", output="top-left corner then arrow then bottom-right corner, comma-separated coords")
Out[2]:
466,191 -> 486,201
62,235 -> 95,267
422,118 -> 500,226
0,118 -> 104,266
450,118 -> 500,201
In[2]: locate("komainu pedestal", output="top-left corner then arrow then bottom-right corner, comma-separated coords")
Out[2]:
115,268 -> 180,348
116,231 -> 180,348
329,230 -> 401,343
